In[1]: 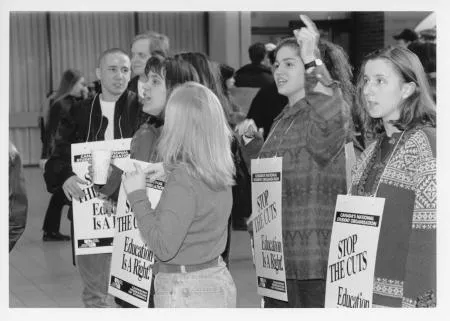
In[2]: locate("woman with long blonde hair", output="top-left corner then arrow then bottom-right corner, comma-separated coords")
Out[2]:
122,82 -> 237,308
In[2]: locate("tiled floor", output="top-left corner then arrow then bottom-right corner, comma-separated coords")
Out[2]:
9,167 -> 260,308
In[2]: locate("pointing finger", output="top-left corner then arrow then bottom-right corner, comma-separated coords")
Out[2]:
299,14 -> 319,35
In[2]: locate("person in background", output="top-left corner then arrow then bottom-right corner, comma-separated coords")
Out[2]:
408,29 -> 436,102
9,141 -> 28,252
86,80 -> 101,98
262,43 -> 277,67
235,42 -> 274,88
178,52 -> 252,235
352,46 -> 436,307
219,63 -> 236,98
219,63 -> 246,127
176,52 -> 231,119
41,69 -> 87,242
128,31 -> 170,100
246,47 -> 288,141
44,48 -> 142,308
393,28 -> 418,49
122,82 -> 237,308
418,28 -> 436,44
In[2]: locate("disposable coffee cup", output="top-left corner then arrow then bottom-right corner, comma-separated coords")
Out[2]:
91,149 -> 112,184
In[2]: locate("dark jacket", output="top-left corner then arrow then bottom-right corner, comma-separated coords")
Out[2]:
9,142 -> 28,252
127,76 -> 139,95
246,82 -> 288,140
235,63 -> 274,88
44,90 -> 143,193
41,95 -> 83,159
231,133 -> 252,221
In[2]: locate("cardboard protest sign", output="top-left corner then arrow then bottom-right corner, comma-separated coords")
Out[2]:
250,157 -> 287,302
325,195 -> 385,308
108,159 -> 165,307
71,139 -> 131,255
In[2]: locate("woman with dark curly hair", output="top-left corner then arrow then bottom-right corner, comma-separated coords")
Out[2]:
241,15 -> 352,308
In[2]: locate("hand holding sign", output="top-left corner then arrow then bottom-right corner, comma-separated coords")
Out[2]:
62,175 -> 88,201
122,163 -> 146,194
143,162 -> 166,183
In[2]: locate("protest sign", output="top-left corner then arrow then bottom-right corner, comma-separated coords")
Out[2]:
71,139 -> 131,255
108,159 -> 165,307
325,195 -> 385,308
250,157 -> 287,302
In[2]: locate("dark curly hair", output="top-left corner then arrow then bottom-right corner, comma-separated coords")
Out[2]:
144,53 -> 199,95
175,52 -> 232,122
274,37 -> 360,146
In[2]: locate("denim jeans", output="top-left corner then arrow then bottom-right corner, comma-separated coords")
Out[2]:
153,257 -> 236,308
263,279 -> 326,308
76,253 -> 118,308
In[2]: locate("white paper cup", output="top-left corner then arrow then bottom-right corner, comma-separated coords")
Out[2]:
91,149 -> 112,184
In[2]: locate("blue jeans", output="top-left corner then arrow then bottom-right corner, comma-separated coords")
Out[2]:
76,253 -> 118,308
154,258 -> 236,308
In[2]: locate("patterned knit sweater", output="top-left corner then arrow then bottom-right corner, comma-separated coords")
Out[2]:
351,126 -> 436,307
258,65 -> 350,280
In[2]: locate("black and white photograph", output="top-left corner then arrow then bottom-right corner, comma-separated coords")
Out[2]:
3,0 -> 447,317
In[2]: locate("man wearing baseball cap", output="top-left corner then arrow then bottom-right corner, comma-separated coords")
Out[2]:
393,28 -> 418,49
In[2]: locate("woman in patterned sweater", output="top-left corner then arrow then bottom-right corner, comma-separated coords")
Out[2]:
352,46 -> 436,307
243,15 -> 352,308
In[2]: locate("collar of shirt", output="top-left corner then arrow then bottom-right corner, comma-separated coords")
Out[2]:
273,97 -> 309,124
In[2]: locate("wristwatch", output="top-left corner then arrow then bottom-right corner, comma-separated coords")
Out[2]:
304,58 -> 323,70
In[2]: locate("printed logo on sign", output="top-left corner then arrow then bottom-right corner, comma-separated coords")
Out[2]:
252,172 -> 281,182
335,211 -> 380,227
148,180 -> 165,191
73,153 -> 92,163
112,150 -> 130,159
259,277 -> 266,288
79,239 -> 99,248
112,276 -> 123,290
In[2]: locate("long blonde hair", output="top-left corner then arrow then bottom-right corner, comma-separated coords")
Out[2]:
157,82 -> 235,190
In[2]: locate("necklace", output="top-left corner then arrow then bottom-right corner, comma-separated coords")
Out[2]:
373,131 -> 405,196
379,132 -> 401,164
350,131 -> 405,197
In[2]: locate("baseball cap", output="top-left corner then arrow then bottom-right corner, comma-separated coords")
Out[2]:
393,29 -> 418,42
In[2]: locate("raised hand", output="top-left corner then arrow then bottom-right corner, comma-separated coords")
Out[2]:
293,14 -> 320,64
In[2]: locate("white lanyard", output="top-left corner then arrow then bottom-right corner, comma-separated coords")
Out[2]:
258,116 -> 297,159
